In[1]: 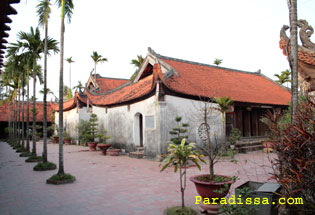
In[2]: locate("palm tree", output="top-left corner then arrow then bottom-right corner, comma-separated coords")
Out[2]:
37,0 -> 60,163
7,27 -> 58,157
274,69 -> 291,86
91,51 -> 107,80
213,58 -> 222,66
65,57 -> 74,89
288,0 -> 298,119
56,0 -> 74,176
73,80 -> 84,93
130,55 -> 144,81
214,96 -> 234,151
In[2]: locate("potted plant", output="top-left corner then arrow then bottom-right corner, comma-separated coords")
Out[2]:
160,138 -> 204,215
52,125 -> 59,144
97,129 -> 111,155
190,101 -> 235,214
63,131 -> 72,145
83,114 -> 100,151
229,128 -> 241,150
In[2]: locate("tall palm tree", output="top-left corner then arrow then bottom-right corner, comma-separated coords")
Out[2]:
288,0 -> 298,119
56,0 -> 74,176
274,69 -> 291,86
65,57 -> 74,89
37,0 -> 60,163
214,96 -> 234,151
73,80 -> 83,93
213,58 -> 222,66
7,27 -> 58,157
130,55 -> 144,81
91,51 -> 107,80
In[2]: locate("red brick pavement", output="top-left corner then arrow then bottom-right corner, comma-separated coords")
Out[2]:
0,141 -> 275,215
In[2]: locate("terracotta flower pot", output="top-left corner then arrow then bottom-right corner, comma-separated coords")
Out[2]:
64,139 -> 71,145
88,142 -> 98,151
190,174 -> 234,199
97,144 -> 112,155
108,149 -> 120,156
53,136 -> 59,144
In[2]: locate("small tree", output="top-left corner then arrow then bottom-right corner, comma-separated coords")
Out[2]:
160,138 -> 205,209
214,96 -> 234,151
80,114 -> 105,143
169,116 -> 189,145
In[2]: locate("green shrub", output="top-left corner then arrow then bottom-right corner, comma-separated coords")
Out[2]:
33,162 -> 57,171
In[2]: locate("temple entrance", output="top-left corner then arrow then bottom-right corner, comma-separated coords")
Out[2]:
134,113 -> 143,147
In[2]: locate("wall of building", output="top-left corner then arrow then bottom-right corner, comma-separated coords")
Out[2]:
159,95 -> 223,154
55,107 -> 90,144
92,96 -> 161,159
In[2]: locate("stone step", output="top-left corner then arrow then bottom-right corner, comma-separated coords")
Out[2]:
237,145 -> 264,153
129,152 -> 144,159
235,141 -> 262,148
136,146 -> 144,152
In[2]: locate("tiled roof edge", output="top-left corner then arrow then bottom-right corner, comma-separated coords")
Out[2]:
86,82 -> 133,96
96,75 -> 129,81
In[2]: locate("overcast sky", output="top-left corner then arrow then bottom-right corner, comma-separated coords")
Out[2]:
5,0 -> 315,101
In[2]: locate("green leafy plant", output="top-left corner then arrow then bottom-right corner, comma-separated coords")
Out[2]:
169,116 -> 189,145
160,138 -> 205,209
78,114 -> 105,144
219,186 -> 258,215
229,128 -> 241,145
63,131 -> 71,141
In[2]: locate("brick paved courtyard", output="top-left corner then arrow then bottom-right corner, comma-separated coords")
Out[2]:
0,141 -> 275,215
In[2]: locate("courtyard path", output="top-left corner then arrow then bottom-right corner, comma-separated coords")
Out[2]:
0,141 -> 275,215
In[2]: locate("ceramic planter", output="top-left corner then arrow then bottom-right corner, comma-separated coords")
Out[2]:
53,136 -> 59,143
190,174 -> 234,215
64,139 -> 71,145
108,149 -> 120,156
190,174 -> 234,199
88,142 -> 98,151
97,143 -> 112,155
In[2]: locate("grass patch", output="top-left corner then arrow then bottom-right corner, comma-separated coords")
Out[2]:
165,206 -> 198,215
33,162 -> 57,171
19,152 -> 32,157
25,156 -> 43,163
47,173 -> 76,185
16,148 -> 26,153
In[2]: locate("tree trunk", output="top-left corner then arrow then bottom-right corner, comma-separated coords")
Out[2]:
32,63 -> 37,156
222,113 -> 226,151
18,89 -> 21,146
22,74 -> 25,149
289,0 -> 298,120
43,20 -> 48,163
58,0 -> 65,175
26,78 -> 30,152
179,166 -> 185,208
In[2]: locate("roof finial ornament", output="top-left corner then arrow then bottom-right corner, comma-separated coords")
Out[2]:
298,20 -> 315,50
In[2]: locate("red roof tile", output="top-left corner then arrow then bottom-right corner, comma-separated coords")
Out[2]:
280,37 -> 315,66
96,77 -> 129,93
161,58 -> 291,106
52,92 -> 88,111
0,101 -> 54,122
86,75 -> 153,106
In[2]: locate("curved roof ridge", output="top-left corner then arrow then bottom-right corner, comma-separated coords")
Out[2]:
149,47 -> 261,76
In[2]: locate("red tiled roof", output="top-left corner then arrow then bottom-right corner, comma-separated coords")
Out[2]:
0,101 -> 54,122
52,92 -> 88,111
280,37 -> 315,66
161,58 -> 291,106
96,77 -> 129,93
86,75 -> 153,106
